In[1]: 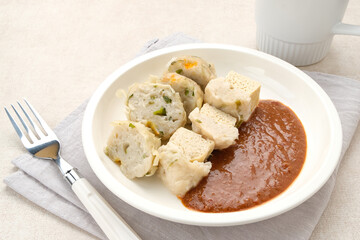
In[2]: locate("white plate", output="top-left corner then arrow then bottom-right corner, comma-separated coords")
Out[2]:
82,43 -> 342,226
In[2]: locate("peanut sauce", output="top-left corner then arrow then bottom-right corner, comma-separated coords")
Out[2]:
181,100 -> 307,212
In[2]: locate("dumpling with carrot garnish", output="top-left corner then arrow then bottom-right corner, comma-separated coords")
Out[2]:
167,56 -> 216,89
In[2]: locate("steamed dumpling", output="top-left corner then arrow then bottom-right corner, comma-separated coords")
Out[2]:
150,72 -> 203,123
157,127 -> 214,196
157,142 -> 212,197
167,56 -> 216,89
127,82 -> 186,140
105,121 -> 161,179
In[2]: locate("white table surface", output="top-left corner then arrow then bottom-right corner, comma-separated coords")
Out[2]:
1,1 -> 359,239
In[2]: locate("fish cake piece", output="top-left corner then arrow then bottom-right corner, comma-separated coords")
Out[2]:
157,142 -> 212,197
168,127 -> 214,162
105,121 -> 161,179
127,82 -> 186,140
189,103 -> 238,150
167,56 -> 216,89
204,71 -> 261,121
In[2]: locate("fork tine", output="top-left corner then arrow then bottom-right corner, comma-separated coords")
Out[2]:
11,104 -> 37,141
4,107 -> 24,139
23,98 -> 53,135
17,101 -> 45,137
4,107 -> 31,145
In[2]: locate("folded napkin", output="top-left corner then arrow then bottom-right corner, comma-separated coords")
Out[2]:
4,33 -> 360,240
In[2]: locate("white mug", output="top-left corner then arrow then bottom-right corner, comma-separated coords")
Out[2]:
255,0 -> 360,66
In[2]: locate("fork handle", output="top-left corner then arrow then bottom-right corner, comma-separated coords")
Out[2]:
72,178 -> 141,240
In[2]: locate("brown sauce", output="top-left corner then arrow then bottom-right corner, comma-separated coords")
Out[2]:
181,100 -> 307,212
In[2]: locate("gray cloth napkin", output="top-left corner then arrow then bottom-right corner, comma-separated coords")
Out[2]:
4,33 -> 360,240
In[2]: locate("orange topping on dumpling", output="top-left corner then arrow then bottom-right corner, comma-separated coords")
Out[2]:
184,60 -> 198,69
170,74 -> 177,82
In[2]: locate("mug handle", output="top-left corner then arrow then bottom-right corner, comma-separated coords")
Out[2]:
332,23 -> 360,36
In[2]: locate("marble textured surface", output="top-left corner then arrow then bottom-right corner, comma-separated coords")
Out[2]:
0,1 -> 359,239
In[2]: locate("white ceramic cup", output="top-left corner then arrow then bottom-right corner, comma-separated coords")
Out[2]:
255,0 -> 360,66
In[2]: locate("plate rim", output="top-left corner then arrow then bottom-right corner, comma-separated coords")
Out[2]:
82,43 -> 343,226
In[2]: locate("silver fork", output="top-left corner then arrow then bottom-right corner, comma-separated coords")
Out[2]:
5,99 -> 141,240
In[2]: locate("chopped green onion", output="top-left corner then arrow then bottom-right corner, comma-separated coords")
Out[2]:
176,69 -> 183,74
184,88 -> 190,96
192,90 -> 195,96
104,146 -> 109,156
163,95 -> 172,103
159,131 -> 164,136
153,107 -> 167,116
235,120 -> 243,128
148,101 -> 154,105
235,100 -> 242,107
170,61 -> 176,65
150,95 -> 156,99
129,123 -> 135,128
195,119 -> 202,123
128,94 -> 134,100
